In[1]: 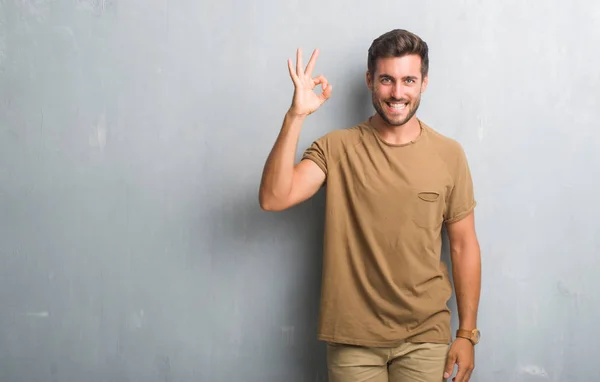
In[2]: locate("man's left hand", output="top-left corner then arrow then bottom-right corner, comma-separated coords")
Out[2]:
443,338 -> 475,381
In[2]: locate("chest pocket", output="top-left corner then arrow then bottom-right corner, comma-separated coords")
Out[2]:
411,188 -> 445,228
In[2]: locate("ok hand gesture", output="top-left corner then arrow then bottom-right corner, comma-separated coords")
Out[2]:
287,48 -> 332,117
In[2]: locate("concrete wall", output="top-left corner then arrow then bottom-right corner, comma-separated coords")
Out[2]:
0,0 -> 598,381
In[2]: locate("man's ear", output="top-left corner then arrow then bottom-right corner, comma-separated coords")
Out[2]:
421,74 -> 429,93
366,71 -> 373,90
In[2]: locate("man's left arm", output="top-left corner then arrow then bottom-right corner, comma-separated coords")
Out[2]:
443,211 -> 481,382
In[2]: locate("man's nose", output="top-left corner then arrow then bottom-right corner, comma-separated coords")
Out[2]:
391,83 -> 405,99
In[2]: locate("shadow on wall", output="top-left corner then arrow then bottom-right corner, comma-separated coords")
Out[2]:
441,228 -> 460,340
345,67 -> 374,129
209,184 -> 328,382
207,74 -> 375,382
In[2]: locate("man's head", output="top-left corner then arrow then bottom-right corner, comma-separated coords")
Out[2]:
366,29 -> 429,127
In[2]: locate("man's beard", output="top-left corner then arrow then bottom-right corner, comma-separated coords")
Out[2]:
372,94 -> 421,127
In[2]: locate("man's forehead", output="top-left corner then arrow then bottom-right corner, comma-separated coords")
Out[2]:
375,55 -> 422,76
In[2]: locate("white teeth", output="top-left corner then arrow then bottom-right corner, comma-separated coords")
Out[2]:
389,103 -> 407,110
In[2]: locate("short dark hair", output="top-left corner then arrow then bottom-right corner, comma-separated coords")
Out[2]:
367,29 -> 429,79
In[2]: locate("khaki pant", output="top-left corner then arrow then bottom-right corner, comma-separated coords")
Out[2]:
326,341 -> 449,382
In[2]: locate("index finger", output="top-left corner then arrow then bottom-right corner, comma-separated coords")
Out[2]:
305,48 -> 320,77
454,364 -> 467,382
464,369 -> 473,382
296,48 -> 304,76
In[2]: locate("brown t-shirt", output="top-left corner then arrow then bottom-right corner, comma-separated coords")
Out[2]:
301,118 -> 476,347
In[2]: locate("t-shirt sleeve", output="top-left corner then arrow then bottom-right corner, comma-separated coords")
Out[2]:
444,145 -> 477,223
301,136 -> 328,177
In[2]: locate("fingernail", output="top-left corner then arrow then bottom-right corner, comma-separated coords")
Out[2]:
444,373 -> 449,378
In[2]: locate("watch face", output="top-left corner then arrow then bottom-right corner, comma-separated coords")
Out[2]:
472,329 -> 481,344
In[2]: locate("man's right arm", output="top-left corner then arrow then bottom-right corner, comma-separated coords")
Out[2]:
259,112 -> 325,211
258,47 -> 332,212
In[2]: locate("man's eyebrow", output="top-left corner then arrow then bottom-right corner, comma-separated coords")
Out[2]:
377,74 -> 419,81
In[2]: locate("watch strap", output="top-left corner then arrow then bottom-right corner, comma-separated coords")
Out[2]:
456,329 -> 479,345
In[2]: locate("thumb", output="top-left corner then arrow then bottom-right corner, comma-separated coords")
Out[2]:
320,84 -> 332,102
444,352 -> 456,379
313,75 -> 332,102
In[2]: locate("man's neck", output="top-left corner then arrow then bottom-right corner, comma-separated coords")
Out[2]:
370,114 -> 422,145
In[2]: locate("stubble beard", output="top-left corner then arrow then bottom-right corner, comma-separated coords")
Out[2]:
372,93 -> 421,127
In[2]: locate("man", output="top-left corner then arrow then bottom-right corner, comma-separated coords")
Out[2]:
259,29 -> 481,382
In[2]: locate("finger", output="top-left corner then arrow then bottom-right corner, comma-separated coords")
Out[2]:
321,83 -> 332,101
305,48 -> 320,77
313,75 -> 328,88
454,364 -> 467,382
288,58 -> 299,85
313,75 -> 332,102
444,354 -> 456,379
464,369 -> 473,382
296,48 -> 304,76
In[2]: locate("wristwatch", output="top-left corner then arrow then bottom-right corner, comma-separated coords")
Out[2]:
456,329 -> 480,345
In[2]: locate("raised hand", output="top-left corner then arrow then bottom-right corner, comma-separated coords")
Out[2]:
287,48 -> 332,117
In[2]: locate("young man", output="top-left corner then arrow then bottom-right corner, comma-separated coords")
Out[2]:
259,29 -> 481,382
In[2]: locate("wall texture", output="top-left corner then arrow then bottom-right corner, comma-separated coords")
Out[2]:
1,0 -> 599,381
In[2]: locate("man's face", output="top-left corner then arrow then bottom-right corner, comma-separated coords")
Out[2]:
366,55 -> 428,127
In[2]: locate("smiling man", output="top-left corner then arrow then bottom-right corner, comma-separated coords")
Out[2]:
259,29 -> 481,382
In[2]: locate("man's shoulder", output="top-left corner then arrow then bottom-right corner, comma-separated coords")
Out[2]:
313,120 -> 369,147
421,120 -> 466,157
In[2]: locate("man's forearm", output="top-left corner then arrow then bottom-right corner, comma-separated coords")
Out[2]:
259,112 -> 306,207
451,241 -> 481,330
